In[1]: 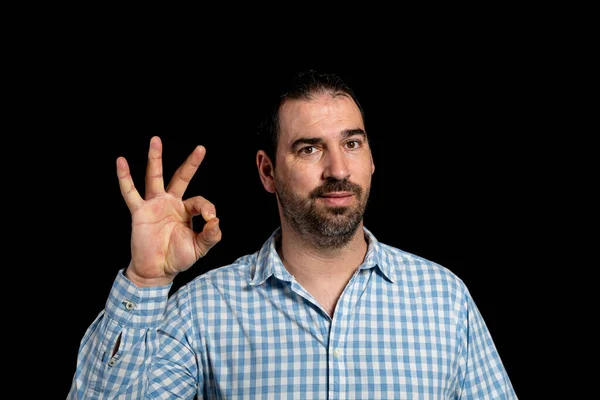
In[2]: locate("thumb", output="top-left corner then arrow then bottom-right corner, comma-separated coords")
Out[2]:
196,217 -> 221,257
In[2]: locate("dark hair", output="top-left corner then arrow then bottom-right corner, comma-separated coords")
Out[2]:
256,69 -> 366,164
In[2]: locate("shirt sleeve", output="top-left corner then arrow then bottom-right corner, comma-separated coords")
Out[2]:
458,289 -> 518,399
67,269 -> 200,399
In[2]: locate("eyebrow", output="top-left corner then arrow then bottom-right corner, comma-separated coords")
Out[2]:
290,128 -> 366,151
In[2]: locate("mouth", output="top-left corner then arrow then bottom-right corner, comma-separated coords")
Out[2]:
319,192 -> 355,206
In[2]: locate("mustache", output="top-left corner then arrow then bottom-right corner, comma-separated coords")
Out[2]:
309,179 -> 362,198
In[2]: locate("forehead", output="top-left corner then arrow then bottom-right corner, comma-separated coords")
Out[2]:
278,93 -> 364,144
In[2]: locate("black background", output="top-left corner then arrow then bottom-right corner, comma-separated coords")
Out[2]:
19,16 -> 580,399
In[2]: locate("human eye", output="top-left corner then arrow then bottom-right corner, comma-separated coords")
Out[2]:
299,146 -> 317,155
345,139 -> 363,150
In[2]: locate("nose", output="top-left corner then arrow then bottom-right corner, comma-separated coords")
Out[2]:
322,148 -> 350,181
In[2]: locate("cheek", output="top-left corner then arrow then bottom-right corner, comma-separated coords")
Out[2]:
285,163 -> 320,192
350,157 -> 374,181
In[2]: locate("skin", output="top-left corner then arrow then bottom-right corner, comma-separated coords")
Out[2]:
119,137 -> 222,288
256,92 -> 375,314
120,91 -> 375,316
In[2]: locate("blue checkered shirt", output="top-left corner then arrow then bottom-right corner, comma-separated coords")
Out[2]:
68,227 -> 517,399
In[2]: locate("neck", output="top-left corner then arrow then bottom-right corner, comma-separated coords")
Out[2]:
277,223 -> 368,281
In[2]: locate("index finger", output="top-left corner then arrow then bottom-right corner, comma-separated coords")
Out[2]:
165,144 -> 207,198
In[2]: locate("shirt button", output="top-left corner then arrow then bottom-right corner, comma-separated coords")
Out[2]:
108,358 -> 116,366
333,348 -> 342,358
123,301 -> 136,311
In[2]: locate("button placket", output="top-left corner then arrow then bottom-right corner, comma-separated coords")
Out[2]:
122,300 -> 136,311
333,348 -> 343,359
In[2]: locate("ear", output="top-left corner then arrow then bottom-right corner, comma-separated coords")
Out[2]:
256,150 -> 276,193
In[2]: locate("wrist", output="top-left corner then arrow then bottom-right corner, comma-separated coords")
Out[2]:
124,265 -> 173,288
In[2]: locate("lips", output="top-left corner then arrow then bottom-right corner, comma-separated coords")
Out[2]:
321,192 -> 354,198
319,192 -> 354,206
309,179 -> 362,200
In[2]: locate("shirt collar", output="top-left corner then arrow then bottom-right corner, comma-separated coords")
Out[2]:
249,226 -> 395,286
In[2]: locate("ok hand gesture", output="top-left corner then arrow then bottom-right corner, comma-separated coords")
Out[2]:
117,136 -> 222,287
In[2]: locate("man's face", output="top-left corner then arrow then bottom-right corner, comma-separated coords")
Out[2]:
273,93 -> 375,248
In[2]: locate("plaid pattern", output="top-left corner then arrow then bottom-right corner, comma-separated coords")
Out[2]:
68,227 -> 517,399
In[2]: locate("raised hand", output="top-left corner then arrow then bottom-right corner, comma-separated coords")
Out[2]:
117,136 -> 222,287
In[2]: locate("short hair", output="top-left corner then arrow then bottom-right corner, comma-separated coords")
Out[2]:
256,69 -> 366,164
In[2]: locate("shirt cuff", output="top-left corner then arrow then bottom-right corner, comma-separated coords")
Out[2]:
104,268 -> 173,329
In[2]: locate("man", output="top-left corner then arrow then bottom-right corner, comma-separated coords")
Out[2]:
68,70 -> 517,398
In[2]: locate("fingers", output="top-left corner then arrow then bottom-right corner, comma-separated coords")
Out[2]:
117,156 -> 144,210
184,195 -> 217,223
166,144 -> 206,199
144,136 -> 166,199
118,136 -> 207,211
184,196 -> 221,256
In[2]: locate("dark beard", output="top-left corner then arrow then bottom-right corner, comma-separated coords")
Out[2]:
275,177 -> 370,249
